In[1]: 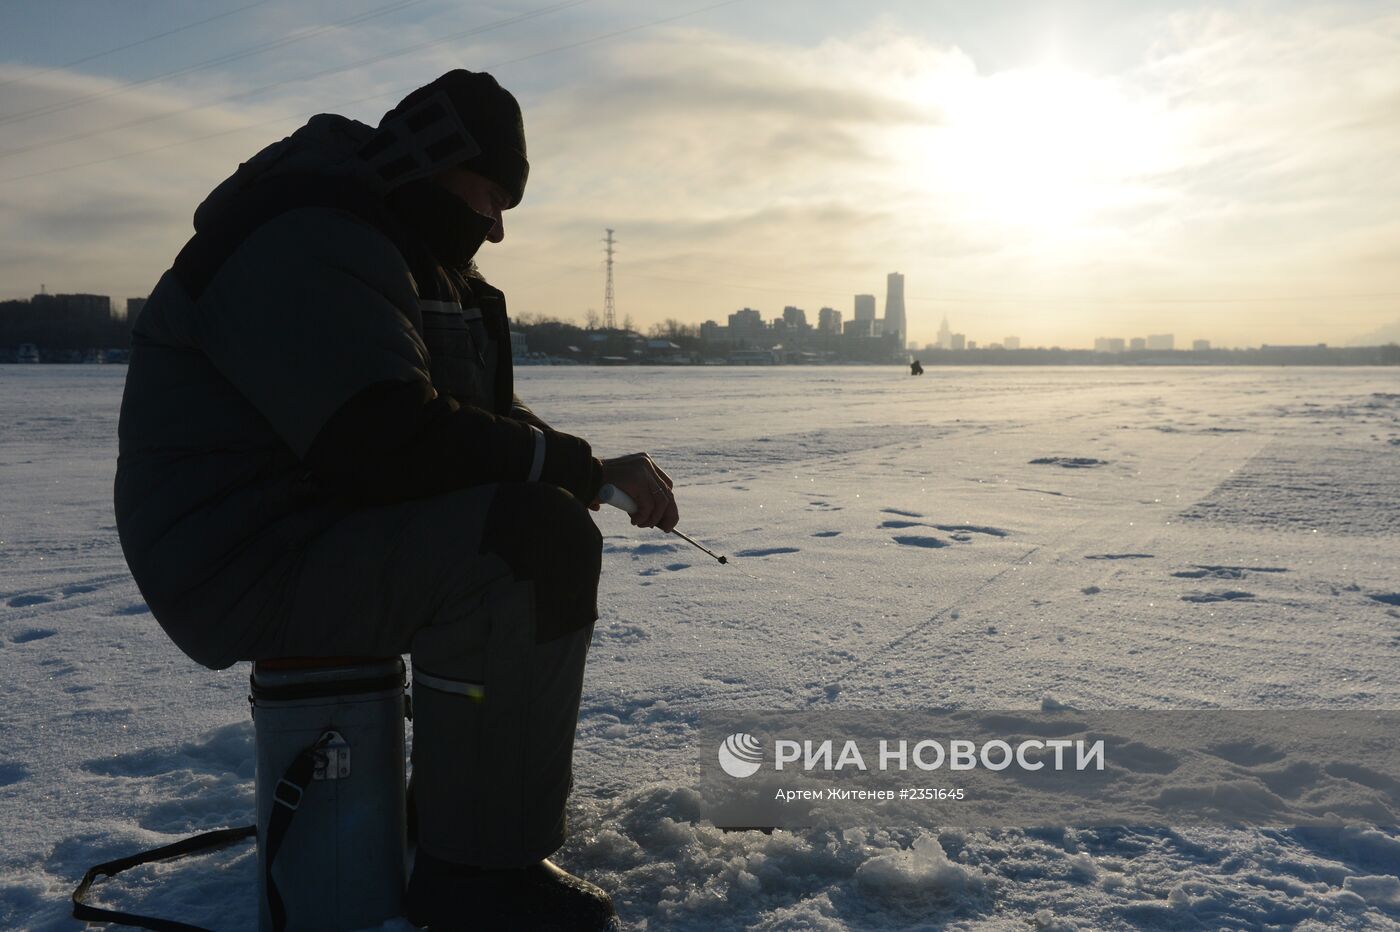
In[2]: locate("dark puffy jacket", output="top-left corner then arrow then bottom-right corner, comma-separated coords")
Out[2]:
115,108 -> 600,669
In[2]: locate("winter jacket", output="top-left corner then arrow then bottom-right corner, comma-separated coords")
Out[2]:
115,103 -> 601,669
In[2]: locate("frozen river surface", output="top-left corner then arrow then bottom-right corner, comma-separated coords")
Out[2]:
1,364 -> 1398,929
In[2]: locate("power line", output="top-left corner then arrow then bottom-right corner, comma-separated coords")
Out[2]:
0,112 -> 307,186
0,0 -> 595,161
0,0 -> 273,91
0,0 -> 749,187
0,0 -> 433,128
483,250 -> 1400,307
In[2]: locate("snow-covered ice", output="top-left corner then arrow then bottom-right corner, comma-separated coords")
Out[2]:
2,364 -> 1398,929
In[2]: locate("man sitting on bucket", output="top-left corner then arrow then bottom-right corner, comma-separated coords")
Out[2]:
115,69 -> 678,928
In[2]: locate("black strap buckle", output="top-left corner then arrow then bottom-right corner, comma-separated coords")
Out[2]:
273,777 -> 304,810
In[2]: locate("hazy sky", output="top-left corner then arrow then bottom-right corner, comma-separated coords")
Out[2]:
1,0 -> 1398,348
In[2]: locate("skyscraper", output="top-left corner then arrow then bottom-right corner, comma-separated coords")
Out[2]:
937,316 -> 953,350
883,272 -> 906,347
853,294 -> 876,321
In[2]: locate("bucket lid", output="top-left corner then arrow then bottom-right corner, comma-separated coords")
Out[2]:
251,656 -> 405,701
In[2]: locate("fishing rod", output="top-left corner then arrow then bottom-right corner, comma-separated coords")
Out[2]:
598,483 -> 750,574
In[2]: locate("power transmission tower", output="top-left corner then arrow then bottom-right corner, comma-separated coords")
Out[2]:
602,228 -> 616,330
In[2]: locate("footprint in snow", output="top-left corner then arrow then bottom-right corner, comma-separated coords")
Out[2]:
638,563 -> 690,576
1172,565 -> 1287,580
1369,593 -> 1400,606
881,508 -> 924,517
733,547 -> 800,557
880,519 -> 1010,539
605,542 -> 681,557
11,627 -> 56,643
0,762 -> 29,787
935,523 -> 1010,538
812,530 -> 840,538
1030,457 -> 1109,468
6,593 -> 53,608
598,622 -> 648,643
1085,553 -> 1154,561
1181,590 -> 1255,603
113,603 -> 151,616
892,535 -> 949,549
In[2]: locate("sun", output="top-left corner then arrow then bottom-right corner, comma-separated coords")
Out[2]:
900,65 -> 1175,243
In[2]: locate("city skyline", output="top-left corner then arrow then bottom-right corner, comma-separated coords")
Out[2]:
2,285 -> 1380,355
1,1 -> 1398,348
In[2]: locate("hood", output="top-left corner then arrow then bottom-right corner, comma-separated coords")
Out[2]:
193,92 -> 488,235
192,114 -> 375,233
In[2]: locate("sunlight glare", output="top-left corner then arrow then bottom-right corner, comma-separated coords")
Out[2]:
904,66 -> 1177,245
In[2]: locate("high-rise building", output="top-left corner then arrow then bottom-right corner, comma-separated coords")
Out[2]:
1146,334 -> 1175,351
853,294 -> 876,321
1003,336 -> 1020,350
1192,339 -> 1210,351
883,272 -> 906,347
1095,337 -> 1126,353
844,318 -> 882,338
1129,337 -> 1147,351
32,292 -> 112,322
950,333 -> 966,351
817,307 -> 842,334
728,308 -> 764,344
937,316 -> 953,349
700,320 -> 730,344
782,306 -> 808,329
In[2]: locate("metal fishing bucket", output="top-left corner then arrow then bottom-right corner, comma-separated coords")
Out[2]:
250,656 -> 408,931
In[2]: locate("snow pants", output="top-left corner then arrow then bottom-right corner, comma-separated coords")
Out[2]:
242,482 -> 602,867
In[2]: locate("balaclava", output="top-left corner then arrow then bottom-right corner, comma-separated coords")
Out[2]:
360,70 -> 529,268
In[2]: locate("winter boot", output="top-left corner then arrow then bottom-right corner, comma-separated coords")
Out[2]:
405,849 -> 619,930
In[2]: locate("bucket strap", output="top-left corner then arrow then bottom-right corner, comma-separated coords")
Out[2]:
71,825 -> 256,930
71,732 -> 333,931
262,732 -> 333,932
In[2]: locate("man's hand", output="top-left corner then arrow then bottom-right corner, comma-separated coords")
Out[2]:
592,453 -> 678,531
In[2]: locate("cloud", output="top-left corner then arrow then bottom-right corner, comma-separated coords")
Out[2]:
0,63 -> 315,298
524,27 -> 944,203
1133,9 -> 1400,244
1,5 -> 1398,347
488,26 -> 968,322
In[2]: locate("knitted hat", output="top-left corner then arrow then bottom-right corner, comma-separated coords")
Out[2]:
363,70 -> 529,206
